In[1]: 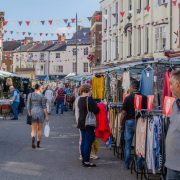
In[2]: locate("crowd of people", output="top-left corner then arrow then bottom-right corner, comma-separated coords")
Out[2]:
5,69 -> 180,179
7,82 -> 75,148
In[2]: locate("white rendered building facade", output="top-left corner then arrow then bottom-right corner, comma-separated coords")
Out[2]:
101,0 -> 180,64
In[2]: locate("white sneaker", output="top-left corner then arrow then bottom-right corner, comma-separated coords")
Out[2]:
90,154 -> 99,160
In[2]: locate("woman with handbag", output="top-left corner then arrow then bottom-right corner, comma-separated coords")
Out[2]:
27,84 -> 48,149
77,84 -> 99,167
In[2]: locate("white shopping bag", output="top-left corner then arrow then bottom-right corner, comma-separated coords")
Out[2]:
44,122 -> 50,137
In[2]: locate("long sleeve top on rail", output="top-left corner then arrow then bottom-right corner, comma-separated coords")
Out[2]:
77,96 -> 99,130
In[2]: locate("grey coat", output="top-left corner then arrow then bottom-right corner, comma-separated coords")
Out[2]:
27,92 -> 46,123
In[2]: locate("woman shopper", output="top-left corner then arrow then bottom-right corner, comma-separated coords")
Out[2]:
27,84 -> 48,149
77,84 -> 99,167
75,86 -> 83,159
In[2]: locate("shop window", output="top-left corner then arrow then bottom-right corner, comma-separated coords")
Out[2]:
59,65 -> 63,73
40,53 -> 44,60
84,48 -> 88,55
56,53 -> 60,58
137,0 -> 142,13
40,65 -> 44,71
83,63 -> 88,73
158,0 -> 168,6
115,36 -> 118,58
138,28 -> 141,55
127,31 -> 132,57
155,26 -> 166,52
72,48 -> 77,56
72,62 -> 77,73
145,27 -> 149,54
115,2 -> 118,25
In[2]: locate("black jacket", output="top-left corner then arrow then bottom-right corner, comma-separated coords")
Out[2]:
77,96 -> 99,130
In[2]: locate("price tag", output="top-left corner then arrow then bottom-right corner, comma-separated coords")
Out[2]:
154,76 -> 157,82
163,96 -> 175,116
134,95 -> 142,111
147,95 -> 154,112
146,72 -> 150,77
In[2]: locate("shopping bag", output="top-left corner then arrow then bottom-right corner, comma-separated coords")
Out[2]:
85,97 -> 96,127
44,122 -> 50,137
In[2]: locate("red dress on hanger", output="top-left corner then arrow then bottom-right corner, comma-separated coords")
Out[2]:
95,103 -> 110,142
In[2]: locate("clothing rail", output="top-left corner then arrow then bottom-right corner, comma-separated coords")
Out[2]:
107,103 -> 124,159
131,110 -> 166,180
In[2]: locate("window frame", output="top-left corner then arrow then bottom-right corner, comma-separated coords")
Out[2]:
56,53 -> 60,59
83,63 -> 88,73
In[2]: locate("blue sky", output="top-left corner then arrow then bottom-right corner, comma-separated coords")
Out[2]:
1,0 -> 100,41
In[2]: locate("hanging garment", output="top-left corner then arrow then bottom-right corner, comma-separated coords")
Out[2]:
162,71 -> 172,104
153,116 -> 162,171
140,69 -> 154,96
110,76 -> 118,102
96,103 -> 111,142
146,117 -> 156,174
146,116 -> 162,174
122,71 -> 131,92
135,117 -> 147,158
155,65 -> 167,107
92,76 -> 105,100
108,108 -> 114,133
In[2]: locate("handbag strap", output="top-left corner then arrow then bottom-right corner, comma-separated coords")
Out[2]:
86,96 -> 89,112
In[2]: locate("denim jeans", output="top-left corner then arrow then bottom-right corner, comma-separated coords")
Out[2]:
56,100 -> 64,114
167,168 -> 180,180
12,102 -> 19,119
124,120 -> 135,169
80,129 -> 95,162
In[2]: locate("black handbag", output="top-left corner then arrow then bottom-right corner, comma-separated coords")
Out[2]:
27,93 -> 32,125
27,115 -> 32,125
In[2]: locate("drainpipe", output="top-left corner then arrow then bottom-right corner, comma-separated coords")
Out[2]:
170,0 -> 172,50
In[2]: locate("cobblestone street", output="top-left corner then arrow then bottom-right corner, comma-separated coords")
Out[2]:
0,111 -> 136,180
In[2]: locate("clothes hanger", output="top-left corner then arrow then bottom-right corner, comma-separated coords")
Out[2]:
144,64 -> 153,71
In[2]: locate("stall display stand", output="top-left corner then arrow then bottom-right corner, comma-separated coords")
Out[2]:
108,102 -> 124,160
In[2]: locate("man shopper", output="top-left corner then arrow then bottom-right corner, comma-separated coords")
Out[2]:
55,84 -> 66,115
166,70 -> 180,180
45,85 -> 54,114
120,81 -> 146,169
10,85 -> 20,120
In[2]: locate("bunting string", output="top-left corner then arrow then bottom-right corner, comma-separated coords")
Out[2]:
2,16 -> 99,27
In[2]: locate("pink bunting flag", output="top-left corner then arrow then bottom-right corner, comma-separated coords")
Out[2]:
22,32 -> 26,35
145,5 -> 150,12
120,11 -> 125,17
71,18 -> 76,23
26,21 -> 30,26
3,21 -> 8,26
48,20 -> 53,25
172,0 -> 177,6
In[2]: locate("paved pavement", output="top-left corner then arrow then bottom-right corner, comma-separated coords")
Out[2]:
0,110 -> 136,180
